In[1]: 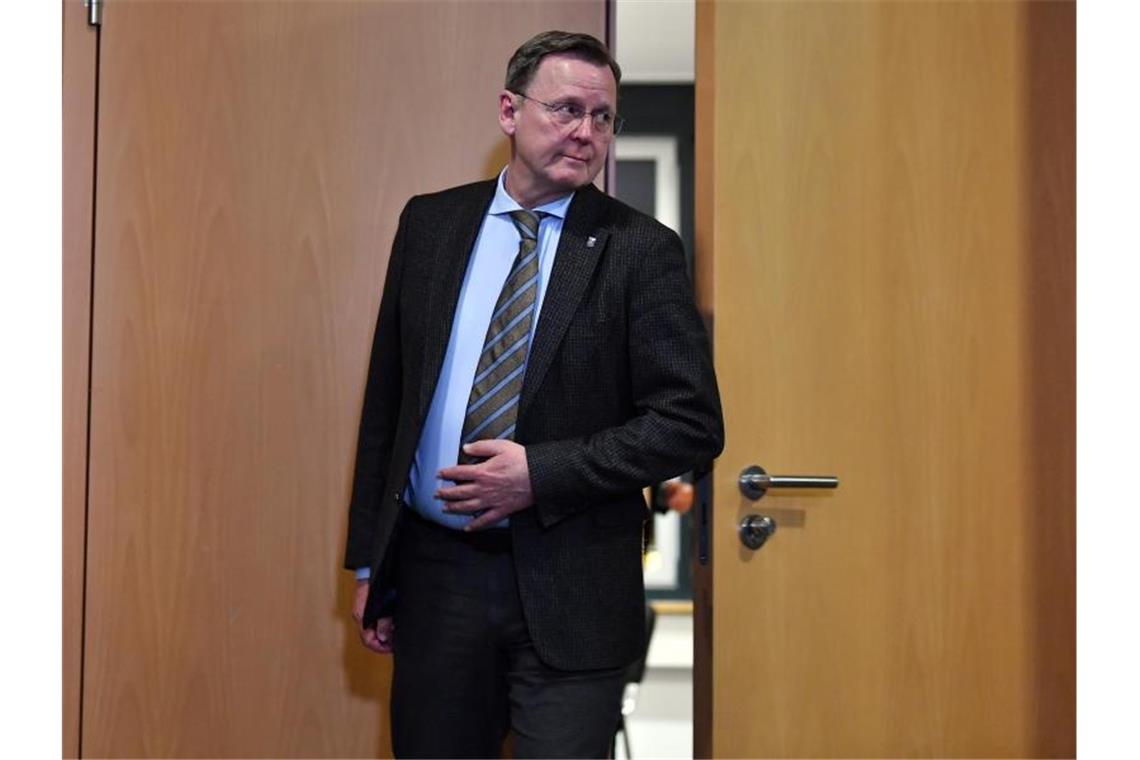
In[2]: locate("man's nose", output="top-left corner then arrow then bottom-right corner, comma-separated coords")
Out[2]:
570,116 -> 597,140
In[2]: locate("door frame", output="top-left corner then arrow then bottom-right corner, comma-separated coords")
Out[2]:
62,0 -> 99,756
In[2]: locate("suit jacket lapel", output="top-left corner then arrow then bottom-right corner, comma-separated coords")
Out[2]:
417,181 -> 496,414
519,184 -> 610,420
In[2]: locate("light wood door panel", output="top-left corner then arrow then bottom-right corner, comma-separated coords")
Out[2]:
695,2 -> 1074,756
81,2 -> 605,756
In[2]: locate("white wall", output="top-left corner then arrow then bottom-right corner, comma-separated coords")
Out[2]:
615,0 -> 694,83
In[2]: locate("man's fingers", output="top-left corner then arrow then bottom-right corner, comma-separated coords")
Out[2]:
438,462 -> 481,482
437,482 -> 480,501
374,619 -> 395,652
359,628 -> 385,653
465,508 -> 505,532
359,618 -> 394,654
462,439 -> 508,458
441,498 -> 481,514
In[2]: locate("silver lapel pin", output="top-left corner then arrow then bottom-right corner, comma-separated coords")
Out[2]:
586,236 -> 597,248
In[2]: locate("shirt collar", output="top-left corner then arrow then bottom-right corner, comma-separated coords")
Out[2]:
489,167 -> 574,220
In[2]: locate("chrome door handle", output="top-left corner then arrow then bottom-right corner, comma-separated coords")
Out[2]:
738,465 -> 839,500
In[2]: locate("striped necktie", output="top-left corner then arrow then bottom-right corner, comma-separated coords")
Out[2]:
458,209 -> 545,464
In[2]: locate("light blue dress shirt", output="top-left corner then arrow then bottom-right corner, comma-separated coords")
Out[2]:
357,171 -> 573,580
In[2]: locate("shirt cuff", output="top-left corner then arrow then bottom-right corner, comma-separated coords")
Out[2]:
355,567 -> 371,581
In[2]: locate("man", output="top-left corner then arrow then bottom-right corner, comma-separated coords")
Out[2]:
345,31 -> 723,758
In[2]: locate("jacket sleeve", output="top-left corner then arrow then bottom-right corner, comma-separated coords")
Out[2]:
343,200 -> 412,570
524,228 -> 724,529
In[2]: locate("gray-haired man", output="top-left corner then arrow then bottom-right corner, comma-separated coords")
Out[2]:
345,30 -> 723,758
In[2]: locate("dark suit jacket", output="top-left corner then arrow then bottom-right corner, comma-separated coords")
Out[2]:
344,178 -> 723,671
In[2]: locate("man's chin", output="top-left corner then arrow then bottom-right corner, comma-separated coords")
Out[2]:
548,165 -> 599,190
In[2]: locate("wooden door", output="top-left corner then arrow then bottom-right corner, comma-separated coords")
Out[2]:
70,1 -> 605,756
694,2 -> 1074,756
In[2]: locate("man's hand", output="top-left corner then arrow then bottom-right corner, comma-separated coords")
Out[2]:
353,580 -> 393,654
662,478 -> 695,514
436,439 -> 533,531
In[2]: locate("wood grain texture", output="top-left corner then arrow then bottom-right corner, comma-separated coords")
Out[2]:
81,2 -> 604,757
700,1 -> 1074,756
62,1 -> 98,756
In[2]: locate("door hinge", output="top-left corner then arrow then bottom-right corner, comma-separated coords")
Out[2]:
86,0 -> 102,27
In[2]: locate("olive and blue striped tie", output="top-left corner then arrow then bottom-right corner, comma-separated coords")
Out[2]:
458,210 -> 545,464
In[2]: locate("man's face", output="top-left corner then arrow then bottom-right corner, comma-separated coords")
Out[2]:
499,54 -> 618,205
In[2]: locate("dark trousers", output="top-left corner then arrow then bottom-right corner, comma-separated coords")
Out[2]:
390,512 -> 626,759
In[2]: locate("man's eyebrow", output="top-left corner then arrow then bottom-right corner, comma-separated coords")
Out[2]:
558,97 -> 614,113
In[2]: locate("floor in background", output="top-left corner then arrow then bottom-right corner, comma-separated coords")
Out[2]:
619,612 -> 693,759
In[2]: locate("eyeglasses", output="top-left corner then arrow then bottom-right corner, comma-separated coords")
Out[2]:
512,91 -> 625,135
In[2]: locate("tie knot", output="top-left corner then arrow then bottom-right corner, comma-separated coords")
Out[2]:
509,210 -> 543,241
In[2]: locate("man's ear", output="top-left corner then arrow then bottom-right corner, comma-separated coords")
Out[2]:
498,90 -> 518,137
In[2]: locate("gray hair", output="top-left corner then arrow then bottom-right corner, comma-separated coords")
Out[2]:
505,30 -> 621,94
